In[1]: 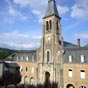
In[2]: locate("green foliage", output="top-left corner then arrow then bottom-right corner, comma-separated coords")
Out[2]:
0,71 -> 21,88
0,48 -> 16,60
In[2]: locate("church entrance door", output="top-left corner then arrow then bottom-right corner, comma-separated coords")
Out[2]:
45,72 -> 50,83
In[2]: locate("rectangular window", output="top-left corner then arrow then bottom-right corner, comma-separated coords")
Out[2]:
69,55 -> 72,62
80,70 -> 85,79
32,67 -> 34,73
68,69 -> 72,77
20,66 -> 23,72
80,55 -> 84,62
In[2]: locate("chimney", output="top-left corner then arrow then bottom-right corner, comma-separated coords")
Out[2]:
78,39 -> 80,48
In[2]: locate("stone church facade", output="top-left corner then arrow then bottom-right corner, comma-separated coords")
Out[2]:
37,0 -> 64,87
7,0 -> 88,88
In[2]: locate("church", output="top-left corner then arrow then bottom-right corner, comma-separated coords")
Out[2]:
7,0 -> 88,88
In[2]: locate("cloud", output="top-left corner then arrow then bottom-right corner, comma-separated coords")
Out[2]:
2,0 -> 28,24
64,21 -> 81,30
73,32 -> 88,39
73,32 -> 88,45
8,5 -> 28,20
13,0 -> 69,23
12,0 -> 47,23
0,31 -> 41,50
0,41 -> 38,50
13,0 -> 30,8
13,0 -> 47,8
8,6 -> 16,16
71,0 -> 88,19
0,31 -> 41,41
57,5 -> 69,15
32,10 -> 41,15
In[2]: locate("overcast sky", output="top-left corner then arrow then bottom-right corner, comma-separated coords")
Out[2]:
0,0 -> 88,50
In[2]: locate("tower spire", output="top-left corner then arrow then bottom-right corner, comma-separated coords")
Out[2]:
43,0 -> 61,19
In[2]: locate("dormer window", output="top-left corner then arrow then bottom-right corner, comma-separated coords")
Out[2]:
80,55 -> 85,62
26,56 -> 29,61
21,56 -> 23,61
32,55 -> 35,62
69,55 -> 72,62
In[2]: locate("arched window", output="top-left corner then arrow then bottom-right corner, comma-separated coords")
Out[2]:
30,77 -> 35,85
66,84 -> 75,88
59,40 -> 62,45
46,21 -> 49,31
56,20 -> 59,34
24,76 -> 29,85
79,86 -> 86,88
47,51 -> 50,62
49,20 -> 52,30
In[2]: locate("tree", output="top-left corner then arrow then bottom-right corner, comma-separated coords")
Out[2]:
0,71 -> 21,88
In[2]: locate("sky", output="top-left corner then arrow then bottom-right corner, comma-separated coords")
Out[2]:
0,0 -> 88,50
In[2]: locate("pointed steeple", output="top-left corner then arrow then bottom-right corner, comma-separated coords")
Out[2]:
43,0 -> 61,19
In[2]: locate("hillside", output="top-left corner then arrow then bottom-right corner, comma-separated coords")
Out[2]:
0,47 -> 16,60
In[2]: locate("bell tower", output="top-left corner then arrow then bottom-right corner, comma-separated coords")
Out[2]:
37,0 -> 63,87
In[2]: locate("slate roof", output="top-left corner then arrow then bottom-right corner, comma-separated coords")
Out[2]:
63,41 -> 78,48
63,47 -> 88,63
17,50 -> 36,53
14,50 -> 37,62
43,0 -> 61,19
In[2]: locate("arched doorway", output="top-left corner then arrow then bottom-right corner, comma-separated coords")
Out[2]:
79,86 -> 86,88
30,77 -> 35,85
24,76 -> 29,85
45,72 -> 50,83
66,84 -> 75,88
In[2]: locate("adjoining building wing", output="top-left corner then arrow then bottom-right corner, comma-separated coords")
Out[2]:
63,47 -> 88,63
